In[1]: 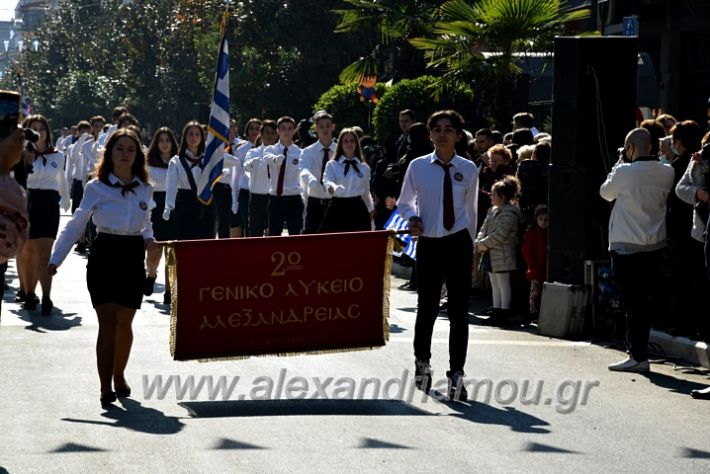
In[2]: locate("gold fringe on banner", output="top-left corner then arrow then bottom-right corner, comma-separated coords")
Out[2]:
166,241 -> 179,359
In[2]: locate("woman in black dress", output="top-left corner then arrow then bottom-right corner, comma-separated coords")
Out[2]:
49,128 -> 157,407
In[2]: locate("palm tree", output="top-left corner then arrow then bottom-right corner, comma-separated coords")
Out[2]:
333,0 -> 439,83
410,0 -> 590,127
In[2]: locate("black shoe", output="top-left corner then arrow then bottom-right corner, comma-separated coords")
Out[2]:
74,243 -> 87,254
691,387 -> 710,400
414,359 -> 432,393
115,386 -> 131,398
446,370 -> 468,401
163,290 -> 171,305
143,276 -> 156,296
439,300 -> 448,312
100,391 -> 117,407
23,293 -> 38,311
41,296 -> 53,316
14,289 -> 26,303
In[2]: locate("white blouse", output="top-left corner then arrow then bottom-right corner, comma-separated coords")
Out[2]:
243,145 -> 272,195
164,151 -> 240,211
148,157 -> 171,192
27,149 -> 70,211
323,155 -> 374,212
50,174 -> 154,267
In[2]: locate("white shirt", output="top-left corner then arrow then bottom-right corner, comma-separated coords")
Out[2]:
300,140 -> 336,200
164,151 -> 240,211
264,142 -> 303,197
81,138 -> 100,184
148,157 -> 171,192
229,142 -> 255,212
66,134 -> 92,183
50,174 -> 154,267
323,155 -> 374,212
27,149 -> 70,211
599,158 -> 674,250
397,152 -> 479,239
244,145 -> 272,195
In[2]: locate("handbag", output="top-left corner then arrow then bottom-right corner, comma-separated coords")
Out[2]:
478,250 -> 492,273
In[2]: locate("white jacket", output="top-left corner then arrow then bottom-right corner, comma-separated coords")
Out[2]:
675,158 -> 708,243
599,158 -> 674,250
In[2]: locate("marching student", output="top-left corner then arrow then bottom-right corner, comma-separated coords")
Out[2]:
48,128 -> 157,407
212,119 -> 242,239
65,121 -> 93,220
100,105 -> 128,146
229,117 -> 261,237
320,128 -> 374,233
144,127 -> 178,303
397,110 -> 479,401
163,121 -> 241,240
244,120 -> 278,237
300,111 -> 336,233
264,116 -> 304,236
16,115 -> 69,315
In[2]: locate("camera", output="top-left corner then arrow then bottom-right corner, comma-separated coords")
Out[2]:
617,146 -> 631,163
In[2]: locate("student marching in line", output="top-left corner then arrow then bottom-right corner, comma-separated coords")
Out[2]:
320,128 -> 374,233
16,114 -> 70,315
300,111 -> 336,233
48,128 -> 158,407
264,117 -> 304,236
144,127 -> 178,304
244,120 -> 278,237
162,121 -> 241,240
213,119 -> 242,239
64,120 -> 93,254
397,110 -> 479,402
230,117 -> 262,237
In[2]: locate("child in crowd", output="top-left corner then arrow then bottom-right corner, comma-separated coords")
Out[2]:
521,205 -> 548,320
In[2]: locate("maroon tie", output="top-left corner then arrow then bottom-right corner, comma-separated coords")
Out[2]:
319,147 -> 329,184
276,146 -> 288,196
435,160 -> 455,230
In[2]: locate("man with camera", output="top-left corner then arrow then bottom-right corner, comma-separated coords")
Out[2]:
600,127 -> 674,373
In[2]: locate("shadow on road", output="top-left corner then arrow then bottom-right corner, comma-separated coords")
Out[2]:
437,395 -> 550,434
9,308 -> 82,333
179,399 -> 430,418
641,371 -> 707,395
61,398 -> 185,435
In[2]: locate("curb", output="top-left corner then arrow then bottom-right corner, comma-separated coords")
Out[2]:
650,329 -> 710,369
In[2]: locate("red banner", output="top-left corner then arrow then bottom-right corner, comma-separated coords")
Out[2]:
167,231 -> 393,361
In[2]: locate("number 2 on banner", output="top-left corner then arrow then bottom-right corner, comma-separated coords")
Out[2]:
271,251 -> 302,277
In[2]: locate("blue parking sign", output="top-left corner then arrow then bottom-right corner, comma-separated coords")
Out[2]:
623,16 -> 639,36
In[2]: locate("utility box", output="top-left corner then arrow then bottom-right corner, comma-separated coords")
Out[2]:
538,282 -> 589,338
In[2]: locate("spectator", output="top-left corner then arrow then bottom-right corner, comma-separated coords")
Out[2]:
477,144 -> 515,230
656,113 -> 677,136
512,112 -> 539,136
521,205 -> 548,321
600,128 -> 674,373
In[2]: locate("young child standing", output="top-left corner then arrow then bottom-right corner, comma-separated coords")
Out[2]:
521,205 -> 548,319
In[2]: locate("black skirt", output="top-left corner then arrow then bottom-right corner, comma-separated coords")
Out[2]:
151,191 -> 177,241
28,189 -> 60,239
319,197 -> 371,233
87,233 -> 146,309
175,189 -> 216,240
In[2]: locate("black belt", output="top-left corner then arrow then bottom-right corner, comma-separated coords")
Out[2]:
308,196 -> 331,205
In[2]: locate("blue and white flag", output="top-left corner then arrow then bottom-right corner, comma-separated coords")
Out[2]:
197,14 -> 230,205
384,208 -> 417,260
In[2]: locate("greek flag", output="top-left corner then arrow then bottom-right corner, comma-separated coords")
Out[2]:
197,15 -> 230,205
384,209 -> 417,260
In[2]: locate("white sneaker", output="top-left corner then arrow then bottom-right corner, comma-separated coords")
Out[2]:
608,357 -> 650,373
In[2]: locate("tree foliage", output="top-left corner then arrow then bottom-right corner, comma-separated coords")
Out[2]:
372,75 -> 474,143
1,0 -> 369,133
313,82 -> 389,134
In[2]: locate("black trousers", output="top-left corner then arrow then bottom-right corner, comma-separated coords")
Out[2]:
611,248 -> 668,362
212,182 -> 232,239
70,179 -> 83,214
414,230 -> 473,372
304,196 -> 330,234
268,195 -> 304,237
237,188 -> 250,235
249,193 -> 270,236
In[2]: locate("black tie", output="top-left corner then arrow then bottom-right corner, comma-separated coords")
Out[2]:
434,160 -> 454,230
276,146 -> 288,195
344,159 -> 360,177
105,179 -> 140,196
320,147 -> 330,184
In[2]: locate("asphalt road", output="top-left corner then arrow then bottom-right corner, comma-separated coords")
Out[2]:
1,216 -> 709,473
